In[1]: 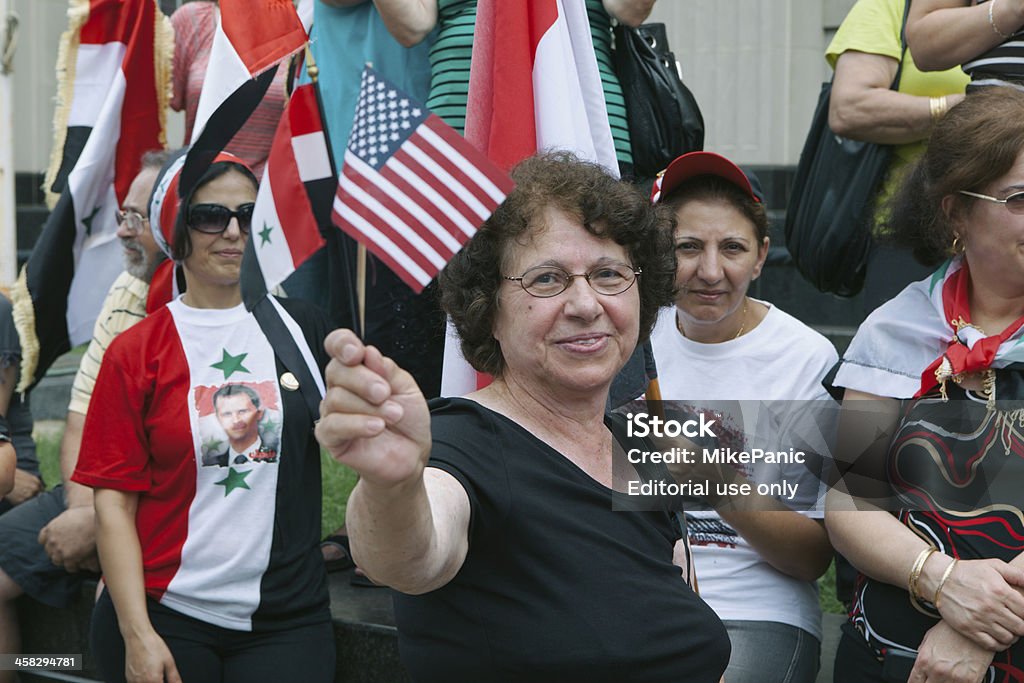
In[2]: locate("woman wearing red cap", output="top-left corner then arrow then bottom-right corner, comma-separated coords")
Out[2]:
649,151 -> 837,682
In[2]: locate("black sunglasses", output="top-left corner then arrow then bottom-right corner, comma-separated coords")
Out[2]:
187,203 -> 256,235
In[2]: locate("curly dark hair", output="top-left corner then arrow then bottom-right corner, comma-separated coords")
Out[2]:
887,87 -> 1024,265
438,151 -> 676,377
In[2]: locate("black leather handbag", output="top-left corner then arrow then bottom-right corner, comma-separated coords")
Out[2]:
613,23 -> 704,179
783,2 -> 910,297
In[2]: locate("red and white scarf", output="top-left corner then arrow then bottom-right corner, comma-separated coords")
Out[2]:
835,257 -> 1024,400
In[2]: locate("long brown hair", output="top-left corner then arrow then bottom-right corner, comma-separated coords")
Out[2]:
887,87 -> 1024,265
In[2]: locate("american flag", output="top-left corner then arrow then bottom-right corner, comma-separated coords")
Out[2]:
333,67 -> 514,293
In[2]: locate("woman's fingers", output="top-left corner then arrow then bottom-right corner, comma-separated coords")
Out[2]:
936,559 -> 1024,648
324,355 -> 391,402
318,328 -> 430,486
324,328 -> 365,366
992,562 -> 1024,618
316,411 -> 386,452
165,660 -> 183,683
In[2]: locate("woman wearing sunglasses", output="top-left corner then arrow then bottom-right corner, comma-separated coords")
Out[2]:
827,87 -> 1024,682
73,151 -> 334,683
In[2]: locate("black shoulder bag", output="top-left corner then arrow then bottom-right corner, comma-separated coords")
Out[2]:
613,23 -> 704,179
783,1 -> 910,297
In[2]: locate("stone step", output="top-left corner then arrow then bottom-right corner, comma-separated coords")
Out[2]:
19,573 -> 847,683
15,172 -> 46,207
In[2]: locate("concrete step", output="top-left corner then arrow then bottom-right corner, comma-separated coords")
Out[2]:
816,613 -> 845,683
15,172 -> 46,206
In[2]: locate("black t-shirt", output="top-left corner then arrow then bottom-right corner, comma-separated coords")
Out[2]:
393,398 -> 730,682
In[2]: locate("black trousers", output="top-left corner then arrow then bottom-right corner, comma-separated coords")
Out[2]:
91,589 -> 335,683
834,622 -> 917,683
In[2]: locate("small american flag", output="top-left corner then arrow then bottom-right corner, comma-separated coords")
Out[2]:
332,67 -> 515,293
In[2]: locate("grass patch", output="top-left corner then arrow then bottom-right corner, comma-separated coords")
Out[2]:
33,425 -> 359,538
321,451 -> 358,536
35,431 -> 62,490
820,560 -> 845,615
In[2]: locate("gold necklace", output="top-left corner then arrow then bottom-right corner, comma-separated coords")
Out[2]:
677,299 -> 749,341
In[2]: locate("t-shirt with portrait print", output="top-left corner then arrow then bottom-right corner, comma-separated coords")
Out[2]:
73,296 -> 329,632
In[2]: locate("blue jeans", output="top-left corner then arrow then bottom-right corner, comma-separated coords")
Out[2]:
722,620 -> 820,683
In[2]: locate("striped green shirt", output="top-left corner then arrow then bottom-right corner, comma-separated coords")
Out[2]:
427,0 -> 632,165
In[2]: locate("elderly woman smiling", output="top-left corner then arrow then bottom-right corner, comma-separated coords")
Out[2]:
316,153 -> 730,682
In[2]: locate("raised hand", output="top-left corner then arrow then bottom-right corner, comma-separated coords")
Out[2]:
315,328 -> 432,489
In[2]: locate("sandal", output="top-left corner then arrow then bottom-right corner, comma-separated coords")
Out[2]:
320,534 -> 355,573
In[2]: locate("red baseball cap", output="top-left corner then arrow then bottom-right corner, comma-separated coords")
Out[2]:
650,151 -> 762,204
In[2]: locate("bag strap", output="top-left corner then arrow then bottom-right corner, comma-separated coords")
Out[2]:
890,0 -> 912,91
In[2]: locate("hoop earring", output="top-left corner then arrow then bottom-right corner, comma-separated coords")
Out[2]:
951,233 -> 964,254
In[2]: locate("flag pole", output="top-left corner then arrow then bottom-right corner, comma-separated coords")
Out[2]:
356,244 -> 366,336
355,59 -> 374,339
303,45 -> 363,338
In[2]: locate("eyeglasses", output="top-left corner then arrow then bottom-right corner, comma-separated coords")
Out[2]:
187,203 -> 256,235
115,209 -> 148,235
959,190 -> 1024,214
503,264 -> 642,298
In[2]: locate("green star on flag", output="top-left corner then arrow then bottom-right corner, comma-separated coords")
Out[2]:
211,349 -> 250,379
203,437 -> 224,454
259,223 -> 273,246
214,467 -> 252,496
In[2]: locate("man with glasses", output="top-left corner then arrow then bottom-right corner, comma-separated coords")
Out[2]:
0,150 -> 172,675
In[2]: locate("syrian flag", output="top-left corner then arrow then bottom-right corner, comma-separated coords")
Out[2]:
180,0 -> 307,193
10,0 -> 171,392
465,0 -> 617,174
441,0 -> 618,397
242,82 -> 334,308
332,68 -> 514,294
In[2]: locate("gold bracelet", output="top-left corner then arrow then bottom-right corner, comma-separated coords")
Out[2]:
929,96 -> 949,123
990,0 -> 1013,40
933,558 -> 959,610
908,547 -> 938,606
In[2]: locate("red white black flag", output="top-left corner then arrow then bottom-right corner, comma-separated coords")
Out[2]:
180,0 -> 308,193
11,0 -> 171,392
242,82 -> 334,307
441,0 -> 616,396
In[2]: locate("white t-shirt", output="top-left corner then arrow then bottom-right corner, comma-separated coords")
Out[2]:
649,302 -> 839,639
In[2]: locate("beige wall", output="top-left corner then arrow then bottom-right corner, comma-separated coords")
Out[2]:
649,0 -> 858,166
11,0 -> 66,173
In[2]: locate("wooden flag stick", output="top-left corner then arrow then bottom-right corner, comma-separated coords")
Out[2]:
354,61 -> 374,340
357,243 -> 366,337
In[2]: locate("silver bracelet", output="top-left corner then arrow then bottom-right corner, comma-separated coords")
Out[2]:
990,0 -> 1013,40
